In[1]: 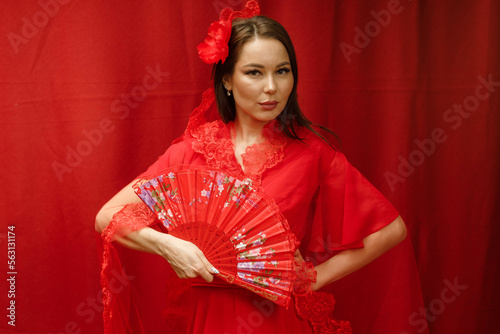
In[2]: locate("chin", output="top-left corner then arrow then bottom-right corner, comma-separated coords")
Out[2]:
237,106 -> 283,124
255,114 -> 280,123
257,110 -> 283,121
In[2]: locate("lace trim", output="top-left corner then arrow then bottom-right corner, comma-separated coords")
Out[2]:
190,120 -> 287,186
241,123 -> 287,183
174,87 -> 219,144
191,120 -> 236,171
100,203 -> 157,333
293,261 -> 353,334
160,268 -> 192,332
294,292 -> 353,334
294,261 -> 317,295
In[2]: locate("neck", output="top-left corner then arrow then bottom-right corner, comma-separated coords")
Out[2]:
233,115 -> 269,145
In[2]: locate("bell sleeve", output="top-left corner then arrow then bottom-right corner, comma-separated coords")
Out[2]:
305,151 -> 399,253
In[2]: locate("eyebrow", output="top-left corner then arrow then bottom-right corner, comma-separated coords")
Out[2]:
243,61 -> 291,68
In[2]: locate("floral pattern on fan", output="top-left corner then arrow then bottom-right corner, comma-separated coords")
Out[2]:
133,165 -> 297,307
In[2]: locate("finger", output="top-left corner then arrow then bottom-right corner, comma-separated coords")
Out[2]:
209,265 -> 219,275
294,249 -> 305,262
171,266 -> 187,279
199,261 -> 219,283
189,247 -> 217,282
199,269 -> 213,282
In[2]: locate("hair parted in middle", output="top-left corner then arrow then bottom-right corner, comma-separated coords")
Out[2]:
212,15 -> 315,141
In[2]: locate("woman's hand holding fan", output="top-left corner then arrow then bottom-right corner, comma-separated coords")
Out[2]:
157,234 -> 218,283
133,166 -> 297,307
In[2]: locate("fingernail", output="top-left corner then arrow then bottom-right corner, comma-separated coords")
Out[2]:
210,267 -> 219,274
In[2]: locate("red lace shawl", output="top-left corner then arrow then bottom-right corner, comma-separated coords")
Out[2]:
189,119 -> 287,186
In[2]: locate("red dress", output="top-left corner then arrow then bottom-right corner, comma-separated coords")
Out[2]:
139,120 -> 398,333
101,119 -> 403,333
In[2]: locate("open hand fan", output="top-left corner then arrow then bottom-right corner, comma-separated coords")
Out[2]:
133,166 -> 297,307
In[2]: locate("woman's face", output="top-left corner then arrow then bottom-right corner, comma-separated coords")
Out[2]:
224,38 -> 294,126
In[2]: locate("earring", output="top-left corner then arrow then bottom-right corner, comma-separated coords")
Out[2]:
227,90 -> 231,96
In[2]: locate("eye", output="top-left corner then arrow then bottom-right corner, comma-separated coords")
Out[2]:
276,67 -> 291,76
244,69 -> 262,76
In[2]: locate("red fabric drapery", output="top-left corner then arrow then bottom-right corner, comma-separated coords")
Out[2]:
1,1 -> 498,333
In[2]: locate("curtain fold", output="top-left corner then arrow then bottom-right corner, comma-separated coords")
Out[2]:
1,1 -> 498,333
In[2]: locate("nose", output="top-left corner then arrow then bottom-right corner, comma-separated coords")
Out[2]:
263,74 -> 277,95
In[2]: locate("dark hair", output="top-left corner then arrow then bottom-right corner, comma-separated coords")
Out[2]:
212,15 -> 337,145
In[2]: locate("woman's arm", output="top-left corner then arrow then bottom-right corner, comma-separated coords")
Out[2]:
95,181 -> 218,282
311,215 -> 407,291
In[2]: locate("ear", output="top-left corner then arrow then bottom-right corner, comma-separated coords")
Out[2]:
222,75 -> 232,91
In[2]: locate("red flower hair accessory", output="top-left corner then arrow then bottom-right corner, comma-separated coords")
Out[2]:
197,0 -> 260,64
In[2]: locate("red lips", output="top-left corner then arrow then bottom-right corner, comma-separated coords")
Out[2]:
259,100 -> 278,111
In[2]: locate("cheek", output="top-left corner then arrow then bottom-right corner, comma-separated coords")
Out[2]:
282,78 -> 294,97
235,79 -> 260,100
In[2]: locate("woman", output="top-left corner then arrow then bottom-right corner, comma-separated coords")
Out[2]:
96,2 -> 407,333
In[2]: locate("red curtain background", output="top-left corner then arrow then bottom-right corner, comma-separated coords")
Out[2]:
1,0 -> 499,333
